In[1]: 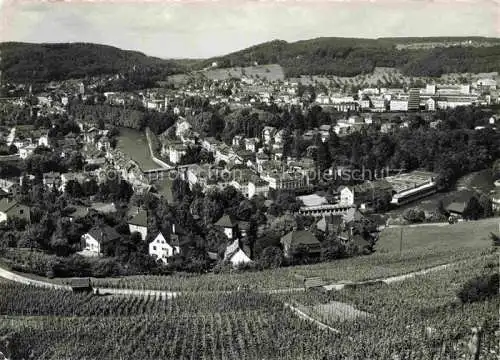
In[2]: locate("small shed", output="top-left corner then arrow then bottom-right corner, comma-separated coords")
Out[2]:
70,278 -> 92,292
304,277 -> 326,290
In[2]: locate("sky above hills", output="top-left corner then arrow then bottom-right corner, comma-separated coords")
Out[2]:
0,0 -> 498,59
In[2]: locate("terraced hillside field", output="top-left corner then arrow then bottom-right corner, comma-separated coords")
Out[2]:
1,254 -> 498,360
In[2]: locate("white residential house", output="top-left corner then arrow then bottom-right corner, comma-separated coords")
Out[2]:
232,135 -> 244,147
275,129 -> 285,144
223,239 -> 252,267
230,178 -> 250,199
262,126 -> 277,145
38,134 -> 50,148
97,136 -> 111,152
127,210 -> 148,240
149,232 -> 180,264
81,225 -> 121,256
175,119 -> 192,139
167,143 -> 187,164
339,187 -> 355,206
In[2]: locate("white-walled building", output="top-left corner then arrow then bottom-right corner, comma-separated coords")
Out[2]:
426,98 -> 436,111
38,134 -> 50,148
244,138 -> 259,152
167,143 -> 187,164
19,144 -> 36,159
149,232 -> 180,264
339,187 -> 355,206
81,225 -> 121,256
223,239 -> 252,267
248,179 -> 269,199
390,100 -> 409,112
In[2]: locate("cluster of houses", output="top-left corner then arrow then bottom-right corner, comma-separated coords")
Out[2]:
135,75 -> 498,112
78,199 -> 379,266
0,70 -> 497,270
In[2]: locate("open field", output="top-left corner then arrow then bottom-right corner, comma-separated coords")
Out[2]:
165,64 -> 285,84
378,217 -> 498,253
116,127 -> 158,171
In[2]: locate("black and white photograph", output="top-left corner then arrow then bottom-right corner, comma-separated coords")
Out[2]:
0,0 -> 499,358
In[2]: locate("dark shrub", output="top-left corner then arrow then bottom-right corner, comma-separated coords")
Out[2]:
457,273 -> 499,303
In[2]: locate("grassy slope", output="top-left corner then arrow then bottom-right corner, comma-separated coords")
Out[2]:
378,217 -> 498,253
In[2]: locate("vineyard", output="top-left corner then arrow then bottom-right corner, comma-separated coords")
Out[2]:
1,254 -> 499,359
90,244 -> 491,293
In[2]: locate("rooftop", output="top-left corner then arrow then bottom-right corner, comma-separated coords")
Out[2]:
128,210 -> 148,227
297,194 -> 328,207
215,214 -> 239,228
87,225 -> 121,244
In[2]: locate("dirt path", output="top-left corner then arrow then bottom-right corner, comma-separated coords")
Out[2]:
0,267 -> 71,290
323,259 -> 469,291
386,222 -> 449,229
284,303 -> 340,334
0,257 -> 481,296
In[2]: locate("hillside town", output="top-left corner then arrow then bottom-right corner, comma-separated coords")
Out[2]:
1,0 -> 500,356
0,68 -> 498,276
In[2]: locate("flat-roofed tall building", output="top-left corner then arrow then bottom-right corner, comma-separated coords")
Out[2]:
408,88 -> 421,111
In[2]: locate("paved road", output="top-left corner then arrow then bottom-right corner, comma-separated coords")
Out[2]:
386,222 -> 449,229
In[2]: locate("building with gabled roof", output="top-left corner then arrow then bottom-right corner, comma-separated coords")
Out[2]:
127,209 -> 148,240
316,214 -> 344,233
81,225 -> 121,256
0,198 -> 30,223
223,239 -> 252,267
149,232 -> 180,264
215,214 -> 239,240
280,230 -> 321,258
342,207 -> 366,224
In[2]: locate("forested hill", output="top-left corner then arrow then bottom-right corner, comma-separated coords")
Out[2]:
199,37 -> 500,77
2,38 -> 500,83
0,42 -> 187,83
